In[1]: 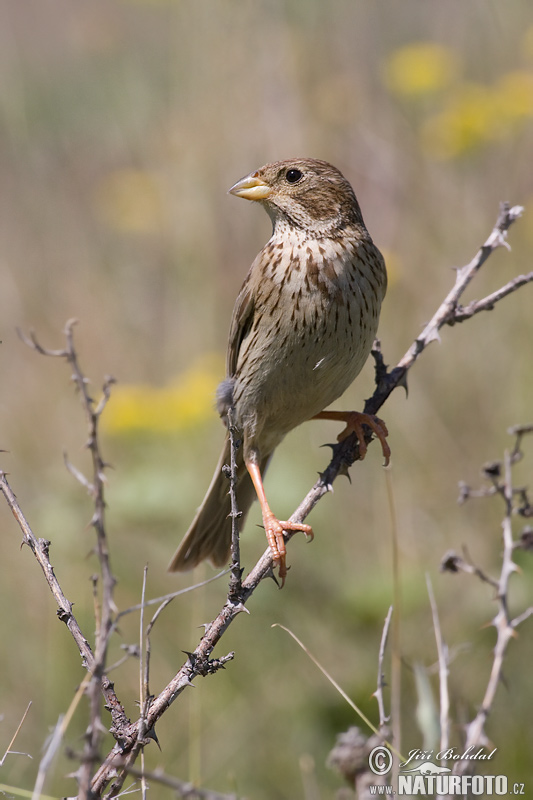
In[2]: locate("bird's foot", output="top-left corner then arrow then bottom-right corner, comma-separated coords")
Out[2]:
262,511 -> 313,587
337,411 -> 390,466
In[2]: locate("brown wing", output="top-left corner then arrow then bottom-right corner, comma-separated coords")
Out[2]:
227,274 -> 255,378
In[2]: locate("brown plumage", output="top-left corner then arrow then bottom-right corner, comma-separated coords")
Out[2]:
169,158 -> 388,582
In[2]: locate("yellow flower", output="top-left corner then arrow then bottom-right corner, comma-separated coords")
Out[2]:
385,42 -> 459,97
421,83 -> 493,158
103,354 -> 223,435
495,71 -> 533,120
422,72 -> 533,159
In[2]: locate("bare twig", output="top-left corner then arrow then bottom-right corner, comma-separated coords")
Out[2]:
440,548 -> 499,590
227,408 -> 243,598
508,423 -> 533,463
440,430 -> 533,776
271,625 -> 388,745
0,701 -> 32,765
13,322 -> 132,795
120,570 -> 229,617
373,606 -> 393,729
397,203 -> 525,363
138,565 -> 149,800
363,203 -> 526,415
32,676 -> 90,800
118,764 -> 243,799
450,272 -> 533,323
425,576 -> 449,755
455,449 -> 519,771
138,565 -> 150,743
0,471 -> 129,734
25,321 -> 118,796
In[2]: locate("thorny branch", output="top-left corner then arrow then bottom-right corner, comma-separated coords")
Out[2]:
1,204 -> 531,797
11,320 -> 129,794
440,426 -> 533,774
0,471 -> 129,738
226,407 -> 244,598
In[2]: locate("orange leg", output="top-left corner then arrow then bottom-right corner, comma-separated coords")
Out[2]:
313,410 -> 390,466
246,461 -> 313,587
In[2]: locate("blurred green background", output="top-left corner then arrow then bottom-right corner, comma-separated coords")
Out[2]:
1,1 -> 532,797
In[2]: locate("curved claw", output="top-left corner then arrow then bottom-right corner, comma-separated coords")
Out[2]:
313,409 -> 391,466
337,412 -> 390,466
262,511 -> 313,587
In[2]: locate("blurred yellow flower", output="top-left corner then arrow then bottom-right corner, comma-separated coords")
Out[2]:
385,42 -> 459,97
94,169 -> 167,234
421,83 -> 495,159
422,71 -> 533,159
496,71 -> 533,119
103,354 -> 223,435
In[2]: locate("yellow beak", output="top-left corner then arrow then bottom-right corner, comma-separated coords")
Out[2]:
228,172 -> 271,201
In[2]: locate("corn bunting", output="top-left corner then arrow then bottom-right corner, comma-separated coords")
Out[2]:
169,158 -> 389,583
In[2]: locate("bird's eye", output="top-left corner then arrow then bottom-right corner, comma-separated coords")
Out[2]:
285,168 -> 303,184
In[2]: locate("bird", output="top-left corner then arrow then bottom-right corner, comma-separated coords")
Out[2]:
169,158 -> 389,584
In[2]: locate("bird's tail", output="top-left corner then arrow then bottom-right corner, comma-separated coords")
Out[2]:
168,437 -> 270,572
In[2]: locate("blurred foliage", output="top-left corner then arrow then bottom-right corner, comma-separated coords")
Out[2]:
0,1 -> 532,798
103,353 -> 222,433
386,38 -> 533,159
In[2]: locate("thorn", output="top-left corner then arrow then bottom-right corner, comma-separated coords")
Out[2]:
457,482 -> 470,504
318,472 -> 334,492
145,727 -> 161,750
231,602 -> 250,615
440,551 -> 462,573
482,461 -> 501,479
426,327 -> 441,345
398,370 -> 409,396
337,463 -> 352,483
516,528 -> 533,550
495,231 -> 511,251
320,442 -> 337,451
266,565 -> 280,587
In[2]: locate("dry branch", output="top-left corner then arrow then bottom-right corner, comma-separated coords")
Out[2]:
374,606 -> 393,730
426,576 -> 450,756
441,427 -> 533,775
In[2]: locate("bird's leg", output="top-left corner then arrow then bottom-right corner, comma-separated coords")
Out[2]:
246,460 -> 313,587
313,410 -> 390,465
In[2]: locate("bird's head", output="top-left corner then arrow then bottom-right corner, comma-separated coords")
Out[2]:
229,158 -> 365,237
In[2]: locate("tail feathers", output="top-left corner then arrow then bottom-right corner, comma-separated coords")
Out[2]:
168,438 -> 270,572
